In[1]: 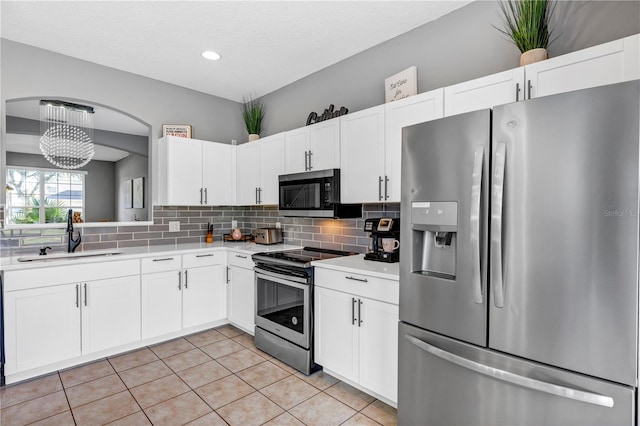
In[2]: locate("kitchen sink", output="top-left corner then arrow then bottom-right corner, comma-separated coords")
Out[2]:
17,251 -> 122,262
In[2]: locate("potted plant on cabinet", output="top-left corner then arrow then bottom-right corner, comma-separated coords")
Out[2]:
495,0 -> 557,66
241,96 -> 264,142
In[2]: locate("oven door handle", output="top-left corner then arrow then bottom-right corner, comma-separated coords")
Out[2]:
255,270 -> 310,287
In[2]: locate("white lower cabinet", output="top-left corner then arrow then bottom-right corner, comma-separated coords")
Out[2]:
3,259 -> 141,376
141,252 -> 226,339
81,275 -> 141,354
314,268 -> 399,404
226,251 -> 255,334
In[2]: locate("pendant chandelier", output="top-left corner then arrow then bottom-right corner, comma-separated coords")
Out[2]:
39,100 -> 95,169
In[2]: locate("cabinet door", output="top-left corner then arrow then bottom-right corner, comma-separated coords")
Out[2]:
340,105 -> 386,203
236,142 -> 261,205
141,271 -> 183,339
358,297 -> 399,404
444,68 -> 525,117
183,264 -> 226,328
227,265 -> 255,334
166,137 -> 203,205
314,287 -> 359,382
284,127 -> 310,173
385,89 -> 444,202
308,119 -> 340,171
82,275 -> 141,354
259,133 -> 286,204
526,35 -> 638,99
4,284 -> 81,374
202,141 -> 235,206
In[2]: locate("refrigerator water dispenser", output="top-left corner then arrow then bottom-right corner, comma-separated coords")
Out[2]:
410,201 -> 457,280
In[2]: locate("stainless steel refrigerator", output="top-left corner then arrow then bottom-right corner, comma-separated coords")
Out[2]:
398,80 -> 639,425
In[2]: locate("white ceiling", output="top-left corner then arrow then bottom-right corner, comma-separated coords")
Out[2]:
0,0 -> 473,103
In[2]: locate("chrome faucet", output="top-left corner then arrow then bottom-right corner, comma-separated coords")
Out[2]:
66,209 -> 82,253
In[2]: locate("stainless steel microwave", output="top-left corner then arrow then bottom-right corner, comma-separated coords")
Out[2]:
278,169 -> 362,218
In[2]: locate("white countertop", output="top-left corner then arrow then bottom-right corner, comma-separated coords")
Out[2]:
0,242 -> 302,271
311,254 -> 399,280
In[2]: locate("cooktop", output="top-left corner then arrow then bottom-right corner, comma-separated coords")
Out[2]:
253,246 -> 357,268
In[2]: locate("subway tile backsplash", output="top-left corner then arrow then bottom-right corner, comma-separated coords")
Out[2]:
0,204 -> 400,255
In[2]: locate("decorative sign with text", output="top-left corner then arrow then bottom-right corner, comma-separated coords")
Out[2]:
306,104 -> 349,126
385,66 -> 417,103
162,124 -> 192,138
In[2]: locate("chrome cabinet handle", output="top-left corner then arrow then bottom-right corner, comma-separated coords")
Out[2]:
515,82 -> 520,102
378,176 -> 383,201
153,257 -> 174,262
226,266 -> 231,283
345,276 -> 368,283
255,187 -> 258,204
491,142 -> 506,308
204,188 -> 208,205
178,271 -> 182,290
308,151 -> 313,170
75,284 -> 79,308
358,299 -> 363,327
527,79 -> 532,99
196,253 -> 214,258
235,254 -> 248,259
351,298 -> 357,325
200,188 -> 203,205
384,175 -> 389,200
184,270 -> 188,289
405,334 -> 614,408
257,187 -> 262,204
470,145 -> 484,305
304,151 -> 309,171
84,283 -> 87,306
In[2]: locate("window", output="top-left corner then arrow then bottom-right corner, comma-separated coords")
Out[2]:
6,166 -> 86,225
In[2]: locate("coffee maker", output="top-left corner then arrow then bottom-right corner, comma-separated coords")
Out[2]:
364,218 -> 400,263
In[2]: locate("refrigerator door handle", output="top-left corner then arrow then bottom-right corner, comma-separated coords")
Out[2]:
470,145 -> 484,304
491,142 -> 506,308
404,334 -> 615,408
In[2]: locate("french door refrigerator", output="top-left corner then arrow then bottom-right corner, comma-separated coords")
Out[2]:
398,80 -> 639,425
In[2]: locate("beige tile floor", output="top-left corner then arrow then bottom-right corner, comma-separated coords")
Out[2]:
0,325 -> 397,426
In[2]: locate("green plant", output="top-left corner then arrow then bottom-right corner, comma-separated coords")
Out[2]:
241,96 -> 264,135
495,0 -> 557,53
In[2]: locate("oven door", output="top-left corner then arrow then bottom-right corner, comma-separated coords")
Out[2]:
255,267 -> 310,349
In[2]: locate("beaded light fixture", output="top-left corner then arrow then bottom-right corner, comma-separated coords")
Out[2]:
39,100 -> 95,169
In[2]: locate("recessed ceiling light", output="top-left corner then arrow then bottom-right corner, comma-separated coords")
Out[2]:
201,50 -> 221,61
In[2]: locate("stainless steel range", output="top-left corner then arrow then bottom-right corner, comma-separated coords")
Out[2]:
252,247 -> 356,375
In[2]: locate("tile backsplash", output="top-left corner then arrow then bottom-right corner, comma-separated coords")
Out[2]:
0,204 -> 400,255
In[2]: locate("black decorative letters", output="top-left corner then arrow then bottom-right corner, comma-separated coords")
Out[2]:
306,104 -> 349,126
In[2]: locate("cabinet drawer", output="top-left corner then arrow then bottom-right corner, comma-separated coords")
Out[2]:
314,267 -> 399,305
4,259 -> 140,292
183,251 -> 222,268
227,251 -> 255,269
141,255 -> 181,274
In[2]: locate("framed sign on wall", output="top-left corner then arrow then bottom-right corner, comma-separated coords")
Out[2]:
385,66 -> 417,103
162,124 -> 192,138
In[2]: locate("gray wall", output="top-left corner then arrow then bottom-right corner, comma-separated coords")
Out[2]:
6,152 -> 115,222
115,153 -> 148,222
259,0 -> 640,135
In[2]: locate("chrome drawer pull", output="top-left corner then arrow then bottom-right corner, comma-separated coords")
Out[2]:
196,254 -> 214,258
153,257 -> 174,262
345,276 -> 368,283
235,254 -> 248,259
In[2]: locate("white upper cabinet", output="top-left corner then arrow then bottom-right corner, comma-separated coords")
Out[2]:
526,34 -> 640,99
444,68 -> 525,116
384,89 -> 444,201
340,105 -> 386,203
236,133 -> 285,205
284,119 -> 340,173
341,90 -> 444,204
444,34 -> 640,117
157,136 -> 235,206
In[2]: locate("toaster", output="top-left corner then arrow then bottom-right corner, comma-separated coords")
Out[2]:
254,228 -> 283,245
